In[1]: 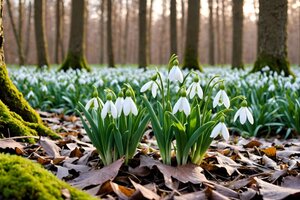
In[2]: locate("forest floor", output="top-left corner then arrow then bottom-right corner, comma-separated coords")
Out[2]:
1,111 -> 300,200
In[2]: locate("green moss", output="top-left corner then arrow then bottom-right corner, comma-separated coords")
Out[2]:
182,48 -> 203,71
0,154 -> 97,200
59,52 -> 91,72
0,65 -> 41,123
252,54 -> 294,77
0,100 -> 59,141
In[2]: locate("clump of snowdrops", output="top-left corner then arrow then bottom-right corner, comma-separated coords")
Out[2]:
78,55 -> 254,166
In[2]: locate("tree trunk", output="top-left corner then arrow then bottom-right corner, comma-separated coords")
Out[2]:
231,0 -> 244,69
222,0 -> 227,64
170,0 -> 177,56
5,0 -> 25,66
59,0 -> 65,60
181,0 -> 185,58
55,0 -> 62,64
216,0 -> 221,64
183,0 -> 202,71
59,0 -> 90,71
252,0 -> 293,76
0,0 -> 58,139
138,0 -> 147,68
107,0 -> 115,68
34,0 -> 50,68
159,0 -> 167,64
99,0 -> 105,64
208,0 -> 215,65
24,0 -> 32,60
148,0 -> 154,64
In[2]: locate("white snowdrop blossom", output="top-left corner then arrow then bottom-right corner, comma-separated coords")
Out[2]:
173,90 -> 190,116
26,90 -> 35,99
213,88 -> 230,109
186,77 -> 203,99
101,100 -> 118,119
140,78 -> 159,98
234,101 -> 254,124
115,96 -> 124,117
168,66 -> 183,83
210,121 -> 230,141
41,84 -> 48,93
85,97 -> 103,110
123,92 -> 138,116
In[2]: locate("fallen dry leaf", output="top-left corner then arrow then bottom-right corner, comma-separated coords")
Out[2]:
70,158 -> 124,191
281,175 -> 300,189
244,140 -> 262,148
130,179 -> 160,200
39,137 -> 61,158
110,182 -> 135,199
0,139 -> 24,150
261,146 -> 276,158
56,165 -> 69,179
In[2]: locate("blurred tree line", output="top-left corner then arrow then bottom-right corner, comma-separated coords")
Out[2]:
2,0 -> 300,70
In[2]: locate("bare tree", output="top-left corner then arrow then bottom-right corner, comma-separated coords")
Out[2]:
222,0 -> 227,64
159,0 -> 167,64
208,0 -> 215,65
170,0 -> 177,55
148,0 -> 154,64
25,0 -> 32,60
55,0 -> 63,64
107,0 -> 114,67
252,0 -> 293,76
34,0 -> 50,68
138,0 -> 147,68
216,0 -> 221,64
183,0 -> 202,70
60,0 -> 90,71
99,0 -> 105,64
231,0 -> 244,69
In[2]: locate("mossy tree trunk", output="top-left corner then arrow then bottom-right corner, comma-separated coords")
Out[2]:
252,0 -> 293,76
59,0 -> 90,71
231,0 -> 244,69
170,0 -> 177,56
138,0 -> 147,68
107,0 -> 115,68
183,0 -> 202,71
34,0 -> 50,68
0,0 -> 58,140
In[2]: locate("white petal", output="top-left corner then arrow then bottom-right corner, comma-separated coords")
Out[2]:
210,123 -> 222,138
85,99 -> 93,110
186,84 -> 193,95
93,98 -> 99,110
175,67 -> 184,83
123,97 -> 131,116
130,99 -> 138,116
222,91 -> 230,108
233,108 -> 241,122
173,98 -> 182,114
140,81 -> 152,92
101,102 -> 109,119
182,97 -> 190,116
196,84 -> 203,99
190,84 -> 196,99
151,82 -> 158,98
109,101 -> 118,119
239,108 -> 247,124
246,108 -> 254,124
168,67 -> 176,81
213,90 -> 222,108
115,98 -> 124,116
221,123 -> 230,141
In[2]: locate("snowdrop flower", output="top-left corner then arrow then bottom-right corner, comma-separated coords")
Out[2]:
26,90 -> 35,99
213,85 -> 230,109
41,84 -> 48,93
186,76 -> 203,99
123,90 -> 138,116
210,117 -> 229,141
101,94 -> 118,119
115,92 -> 124,117
173,89 -> 190,116
234,101 -> 254,124
67,83 -> 76,92
85,87 -> 104,110
140,74 -> 159,98
168,65 -> 183,83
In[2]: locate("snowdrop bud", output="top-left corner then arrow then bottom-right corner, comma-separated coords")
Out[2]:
107,93 -> 113,101
151,74 -> 158,81
92,86 -> 98,98
241,100 -> 247,107
193,76 -> 199,83
125,90 -> 132,97
180,88 -> 187,97
220,116 -> 225,123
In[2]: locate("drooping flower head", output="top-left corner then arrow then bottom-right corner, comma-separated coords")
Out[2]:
115,91 -> 124,117
213,84 -> 230,109
85,86 -> 104,110
210,116 -> 229,141
187,75 -> 203,99
168,65 -> 183,83
173,88 -> 191,117
101,93 -> 118,119
140,74 -> 159,98
234,100 -> 254,124
123,90 -> 138,116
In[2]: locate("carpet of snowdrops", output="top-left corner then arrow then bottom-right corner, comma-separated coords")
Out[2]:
8,65 -> 300,138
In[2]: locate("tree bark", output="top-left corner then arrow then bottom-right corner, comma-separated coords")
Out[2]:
159,0 -> 167,64
0,0 -> 58,139
34,0 -> 50,68
181,0 -> 185,58
208,0 -> 215,65
55,0 -> 62,64
231,0 -> 244,69
216,0 -> 221,64
107,0 -> 115,67
5,0 -> 25,66
148,0 -> 154,64
138,0 -> 147,68
59,0 -> 90,71
183,0 -> 202,71
222,0 -> 227,64
170,0 -> 177,56
252,0 -> 293,76
24,0 -> 32,60
99,0 -> 105,64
